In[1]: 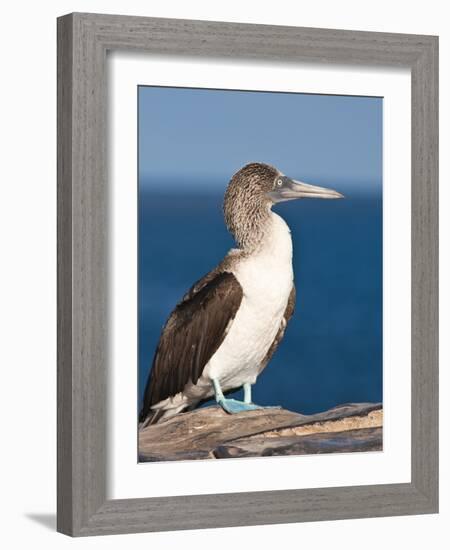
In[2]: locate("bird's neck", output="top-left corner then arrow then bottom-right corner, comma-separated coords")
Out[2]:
258,212 -> 293,262
224,197 -> 268,250
227,204 -> 292,258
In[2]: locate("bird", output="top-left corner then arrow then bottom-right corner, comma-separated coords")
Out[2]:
139,162 -> 343,426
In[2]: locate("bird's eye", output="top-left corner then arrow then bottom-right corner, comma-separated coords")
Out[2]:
277,179 -> 283,187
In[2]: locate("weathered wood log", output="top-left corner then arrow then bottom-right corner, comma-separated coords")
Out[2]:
214,427 -> 382,458
139,402 -> 382,462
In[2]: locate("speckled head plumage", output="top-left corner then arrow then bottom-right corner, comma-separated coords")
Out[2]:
223,162 -> 344,251
223,162 -> 279,249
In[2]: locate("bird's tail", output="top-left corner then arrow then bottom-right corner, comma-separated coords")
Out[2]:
139,404 -> 189,428
139,408 -> 166,429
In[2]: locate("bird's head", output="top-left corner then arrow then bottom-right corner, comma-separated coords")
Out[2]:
224,162 -> 344,248
226,162 -> 344,205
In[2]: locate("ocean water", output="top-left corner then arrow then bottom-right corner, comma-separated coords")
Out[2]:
138,186 -> 382,415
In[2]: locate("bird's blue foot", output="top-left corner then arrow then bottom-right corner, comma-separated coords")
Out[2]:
218,398 -> 262,414
211,378 -> 280,415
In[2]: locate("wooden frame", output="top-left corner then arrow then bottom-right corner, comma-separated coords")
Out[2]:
57,12 -> 438,536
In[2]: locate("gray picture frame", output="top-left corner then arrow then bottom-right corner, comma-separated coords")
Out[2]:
57,12 -> 438,537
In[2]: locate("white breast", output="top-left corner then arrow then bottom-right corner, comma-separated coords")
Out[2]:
204,213 -> 294,390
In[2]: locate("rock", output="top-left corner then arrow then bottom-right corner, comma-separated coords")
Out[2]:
139,402 -> 382,462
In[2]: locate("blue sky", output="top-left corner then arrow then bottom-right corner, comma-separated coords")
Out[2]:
138,86 -> 382,194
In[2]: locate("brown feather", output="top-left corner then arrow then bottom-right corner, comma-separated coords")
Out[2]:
259,284 -> 296,371
139,271 -> 243,423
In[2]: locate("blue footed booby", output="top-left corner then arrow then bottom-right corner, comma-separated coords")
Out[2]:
139,163 -> 343,426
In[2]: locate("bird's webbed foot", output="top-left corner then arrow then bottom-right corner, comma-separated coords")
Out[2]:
217,398 -> 262,414
212,379 -> 268,415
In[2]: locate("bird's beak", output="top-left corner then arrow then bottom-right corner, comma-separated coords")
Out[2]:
268,177 -> 344,203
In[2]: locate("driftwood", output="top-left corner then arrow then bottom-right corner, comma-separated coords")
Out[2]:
139,402 -> 382,461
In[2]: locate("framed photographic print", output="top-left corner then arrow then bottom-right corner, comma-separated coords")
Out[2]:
57,13 -> 438,536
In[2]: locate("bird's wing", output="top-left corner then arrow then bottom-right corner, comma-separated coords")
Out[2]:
259,284 -> 296,371
139,271 -> 243,422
